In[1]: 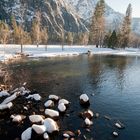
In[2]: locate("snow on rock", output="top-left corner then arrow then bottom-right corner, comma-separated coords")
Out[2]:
43,132 -> 49,139
21,127 -> 32,140
84,118 -> 93,126
58,103 -> 66,112
58,99 -> 70,105
79,109 -> 94,119
1,92 -> 19,105
44,118 -> 59,133
63,131 -> 75,138
26,94 -> 41,101
80,94 -> 89,102
79,94 -> 89,104
0,90 -> 10,97
0,102 -> 13,110
23,106 -> 28,110
48,95 -> 59,101
44,100 -> 54,108
115,122 -> 124,129
113,131 -> 119,137
10,114 -> 26,123
20,87 -> 30,96
29,115 -> 44,124
20,90 -> 29,96
84,110 -> 94,119
18,86 -> 30,96
32,124 -> 46,134
63,133 -> 70,138
45,109 -> 59,118
19,87 -> 26,92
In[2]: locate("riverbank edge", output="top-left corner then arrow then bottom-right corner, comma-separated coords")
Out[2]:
0,45 -> 140,62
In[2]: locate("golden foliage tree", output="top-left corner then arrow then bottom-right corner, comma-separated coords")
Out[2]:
90,0 -> 105,47
0,21 -> 10,45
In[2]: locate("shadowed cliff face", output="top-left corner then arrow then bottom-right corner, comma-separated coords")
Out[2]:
0,0 -> 88,35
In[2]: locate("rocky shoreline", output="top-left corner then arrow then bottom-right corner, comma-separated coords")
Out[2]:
0,85 -> 125,140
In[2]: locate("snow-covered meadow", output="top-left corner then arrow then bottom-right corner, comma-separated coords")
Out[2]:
0,45 -> 140,62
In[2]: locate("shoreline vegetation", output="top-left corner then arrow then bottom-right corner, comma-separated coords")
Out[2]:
0,45 -> 140,63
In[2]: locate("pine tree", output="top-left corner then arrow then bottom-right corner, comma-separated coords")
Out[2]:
90,0 -> 105,47
103,31 -> 111,47
119,4 -> 132,48
108,30 -> 118,49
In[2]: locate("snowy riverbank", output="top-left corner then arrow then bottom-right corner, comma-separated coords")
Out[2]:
0,45 -> 140,62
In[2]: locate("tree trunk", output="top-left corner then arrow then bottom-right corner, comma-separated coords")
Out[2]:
37,43 -> 39,48
21,44 -> 23,54
45,45 -> 47,51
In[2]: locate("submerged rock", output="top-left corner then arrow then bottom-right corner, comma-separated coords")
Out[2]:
95,113 -> 99,118
104,115 -> 111,120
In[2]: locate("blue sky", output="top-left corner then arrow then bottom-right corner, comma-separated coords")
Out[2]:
105,0 -> 140,17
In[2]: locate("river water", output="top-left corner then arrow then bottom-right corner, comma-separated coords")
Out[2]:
1,55 -> 140,140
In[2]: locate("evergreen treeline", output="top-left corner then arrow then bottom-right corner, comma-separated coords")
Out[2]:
0,0 -> 140,48
89,1 -> 140,48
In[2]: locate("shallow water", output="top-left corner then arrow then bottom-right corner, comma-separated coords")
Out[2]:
1,55 -> 140,140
